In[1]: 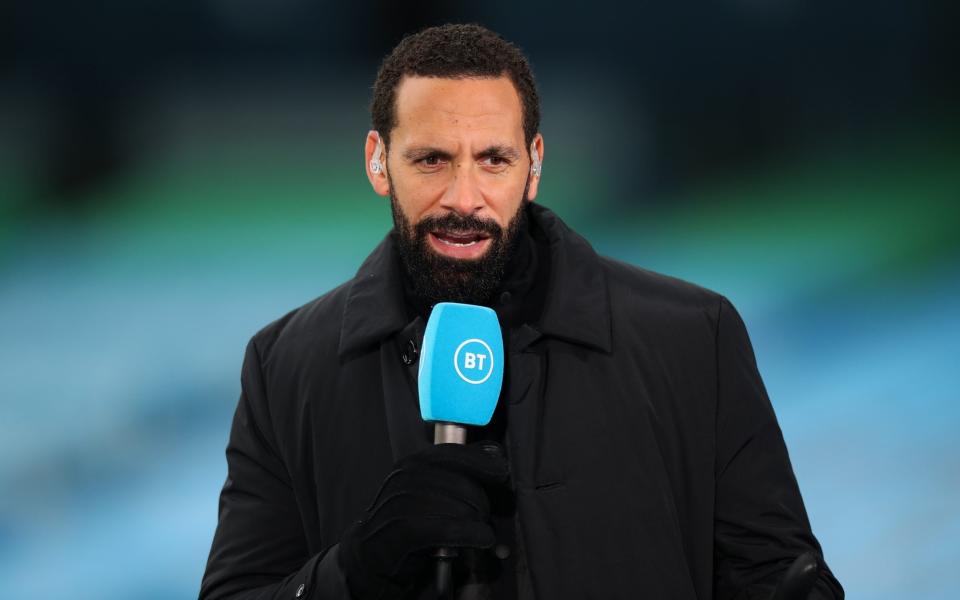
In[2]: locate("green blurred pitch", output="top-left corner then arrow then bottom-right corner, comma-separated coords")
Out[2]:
1,122 -> 957,296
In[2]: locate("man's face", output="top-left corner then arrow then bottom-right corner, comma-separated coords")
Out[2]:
365,75 -> 543,305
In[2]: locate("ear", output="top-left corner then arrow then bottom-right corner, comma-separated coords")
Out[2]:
526,133 -> 544,202
364,130 -> 390,197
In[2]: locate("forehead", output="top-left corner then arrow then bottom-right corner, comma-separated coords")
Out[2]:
391,75 -> 524,145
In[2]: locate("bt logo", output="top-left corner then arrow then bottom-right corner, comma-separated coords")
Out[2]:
453,338 -> 495,385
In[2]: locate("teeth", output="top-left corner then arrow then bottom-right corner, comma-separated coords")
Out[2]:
438,237 -> 479,247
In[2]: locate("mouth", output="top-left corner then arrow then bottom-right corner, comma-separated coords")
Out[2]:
428,229 -> 493,259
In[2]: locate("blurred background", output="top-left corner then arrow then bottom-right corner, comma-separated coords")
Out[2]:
1,1 -> 958,598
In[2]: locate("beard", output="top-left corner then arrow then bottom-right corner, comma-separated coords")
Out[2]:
391,185 -> 529,308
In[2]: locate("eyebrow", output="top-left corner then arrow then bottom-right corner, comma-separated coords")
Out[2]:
402,146 -> 453,162
401,144 -> 522,162
476,145 -> 522,161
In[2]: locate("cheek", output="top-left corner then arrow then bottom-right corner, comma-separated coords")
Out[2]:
392,177 -> 444,215
483,176 -> 528,219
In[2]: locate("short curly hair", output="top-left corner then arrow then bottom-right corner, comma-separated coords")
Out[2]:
371,24 -> 541,148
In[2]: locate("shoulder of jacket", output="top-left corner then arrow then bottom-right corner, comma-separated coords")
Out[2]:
601,255 -> 721,307
598,255 -> 727,332
248,278 -> 353,365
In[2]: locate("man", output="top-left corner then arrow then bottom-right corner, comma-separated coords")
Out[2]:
200,24 -> 843,600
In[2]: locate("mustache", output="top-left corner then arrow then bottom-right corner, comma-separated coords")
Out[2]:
414,212 -> 503,238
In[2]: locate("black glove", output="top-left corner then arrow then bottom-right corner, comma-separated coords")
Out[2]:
337,441 -> 511,600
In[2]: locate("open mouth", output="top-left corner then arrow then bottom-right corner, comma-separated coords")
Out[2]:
427,228 -> 494,259
431,229 -> 491,247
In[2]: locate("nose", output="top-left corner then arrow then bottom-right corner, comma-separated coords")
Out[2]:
439,162 -> 485,217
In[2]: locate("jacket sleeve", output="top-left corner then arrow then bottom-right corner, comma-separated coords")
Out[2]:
199,337 -> 353,600
712,297 -> 844,600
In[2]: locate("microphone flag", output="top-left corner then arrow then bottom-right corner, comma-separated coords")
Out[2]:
418,302 -> 504,426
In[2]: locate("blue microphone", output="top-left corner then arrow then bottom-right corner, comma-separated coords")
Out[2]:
418,302 -> 504,598
419,302 -> 505,441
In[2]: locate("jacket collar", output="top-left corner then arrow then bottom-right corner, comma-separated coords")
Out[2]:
337,204 -> 611,359
337,230 -> 410,360
529,204 -> 612,353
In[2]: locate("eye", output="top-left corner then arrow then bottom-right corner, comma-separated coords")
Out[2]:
480,155 -> 511,169
415,154 -> 446,171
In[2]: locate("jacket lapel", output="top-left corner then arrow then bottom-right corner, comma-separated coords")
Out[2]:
379,317 -> 433,461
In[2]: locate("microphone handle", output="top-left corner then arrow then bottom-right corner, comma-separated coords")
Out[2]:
434,422 -> 467,445
433,422 -> 466,599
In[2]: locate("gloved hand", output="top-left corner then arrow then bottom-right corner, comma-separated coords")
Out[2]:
337,441 -> 510,600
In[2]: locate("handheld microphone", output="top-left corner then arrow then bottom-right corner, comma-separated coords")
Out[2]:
419,301 -> 504,438
418,302 -> 504,598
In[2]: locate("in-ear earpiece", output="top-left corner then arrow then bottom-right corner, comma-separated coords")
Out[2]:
370,135 -> 384,175
530,140 -> 541,178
